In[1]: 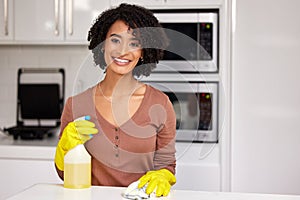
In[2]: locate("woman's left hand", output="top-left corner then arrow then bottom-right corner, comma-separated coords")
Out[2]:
137,169 -> 176,197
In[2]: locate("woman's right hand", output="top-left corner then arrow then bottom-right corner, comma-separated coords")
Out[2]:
54,120 -> 98,171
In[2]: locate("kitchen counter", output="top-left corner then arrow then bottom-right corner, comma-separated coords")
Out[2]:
7,183 -> 300,200
0,128 -> 59,146
0,131 -> 58,160
0,131 -> 222,194
0,131 -> 222,197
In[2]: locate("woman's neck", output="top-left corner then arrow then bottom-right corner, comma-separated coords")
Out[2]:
100,71 -> 139,96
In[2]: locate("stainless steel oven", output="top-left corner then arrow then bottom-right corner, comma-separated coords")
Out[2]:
144,80 -> 218,143
152,10 -> 219,73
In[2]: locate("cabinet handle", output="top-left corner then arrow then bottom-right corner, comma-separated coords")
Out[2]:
67,0 -> 73,35
54,0 -> 59,36
3,0 -> 8,35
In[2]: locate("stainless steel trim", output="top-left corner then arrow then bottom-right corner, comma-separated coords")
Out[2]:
67,0 -> 73,35
20,68 -> 62,73
4,0 -> 8,35
54,0 -> 59,36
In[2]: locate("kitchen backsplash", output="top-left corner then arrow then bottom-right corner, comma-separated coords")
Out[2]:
0,45 -> 103,128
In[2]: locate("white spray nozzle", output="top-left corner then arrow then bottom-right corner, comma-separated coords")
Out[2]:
74,115 -> 91,121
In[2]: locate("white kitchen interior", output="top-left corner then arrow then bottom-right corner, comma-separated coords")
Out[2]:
0,0 -> 300,200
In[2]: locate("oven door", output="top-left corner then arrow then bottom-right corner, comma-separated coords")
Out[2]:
146,82 -> 218,143
153,12 -> 218,73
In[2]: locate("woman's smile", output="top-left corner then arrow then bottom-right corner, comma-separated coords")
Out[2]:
113,57 -> 131,66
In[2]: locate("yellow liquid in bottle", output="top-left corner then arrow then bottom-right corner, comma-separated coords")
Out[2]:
64,163 -> 91,189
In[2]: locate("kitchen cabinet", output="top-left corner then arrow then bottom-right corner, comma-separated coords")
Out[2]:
111,0 -> 163,7
0,0 -> 13,40
14,0 -> 65,42
165,0 -> 223,7
65,0 -> 110,42
0,134 -> 62,200
111,0 -> 223,8
173,143 -> 221,191
0,159 -> 62,200
2,0 -> 110,44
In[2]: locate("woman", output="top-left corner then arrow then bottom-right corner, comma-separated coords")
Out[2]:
54,3 -> 176,197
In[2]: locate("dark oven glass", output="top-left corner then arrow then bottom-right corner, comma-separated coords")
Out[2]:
160,22 -> 213,61
165,91 -> 213,131
161,23 -> 198,61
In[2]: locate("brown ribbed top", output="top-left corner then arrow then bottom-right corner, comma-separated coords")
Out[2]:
55,84 -> 176,186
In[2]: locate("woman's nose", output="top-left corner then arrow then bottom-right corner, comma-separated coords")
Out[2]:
118,42 -> 129,56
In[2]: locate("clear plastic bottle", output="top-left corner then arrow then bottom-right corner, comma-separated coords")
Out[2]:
64,144 -> 91,189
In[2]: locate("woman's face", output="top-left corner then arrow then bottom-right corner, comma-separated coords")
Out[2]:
103,20 -> 142,76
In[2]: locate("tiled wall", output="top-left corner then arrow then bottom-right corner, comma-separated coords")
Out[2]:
0,45 -> 104,129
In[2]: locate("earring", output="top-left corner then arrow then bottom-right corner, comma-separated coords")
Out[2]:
101,48 -> 104,53
140,57 -> 144,63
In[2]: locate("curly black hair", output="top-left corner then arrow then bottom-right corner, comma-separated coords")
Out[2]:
87,3 -> 169,77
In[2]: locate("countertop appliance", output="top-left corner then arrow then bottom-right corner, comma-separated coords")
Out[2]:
152,9 -> 219,73
4,68 -> 65,140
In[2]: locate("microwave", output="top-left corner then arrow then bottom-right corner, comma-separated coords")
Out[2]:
152,10 -> 219,73
144,81 -> 218,143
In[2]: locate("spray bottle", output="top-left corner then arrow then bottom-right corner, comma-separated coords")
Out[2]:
64,116 -> 92,189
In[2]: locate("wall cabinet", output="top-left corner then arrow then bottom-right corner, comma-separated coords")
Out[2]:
1,0 -> 225,43
0,0 -> 13,40
111,0 -> 223,8
165,0 -> 223,6
65,0 -> 110,42
14,0 -> 65,42
111,0 -> 163,7
1,0 -> 110,44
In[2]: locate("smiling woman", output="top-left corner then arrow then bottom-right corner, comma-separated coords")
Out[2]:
54,3 -> 176,198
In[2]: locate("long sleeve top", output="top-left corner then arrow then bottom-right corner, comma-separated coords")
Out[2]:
56,84 -> 176,186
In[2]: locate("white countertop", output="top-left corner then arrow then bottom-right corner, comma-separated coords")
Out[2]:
6,184 -> 300,200
0,132 -> 58,160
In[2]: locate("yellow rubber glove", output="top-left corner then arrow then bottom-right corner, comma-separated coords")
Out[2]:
55,120 -> 98,171
138,169 -> 176,197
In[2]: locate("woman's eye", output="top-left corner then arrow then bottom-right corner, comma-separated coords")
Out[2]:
129,42 -> 141,48
111,38 -> 120,44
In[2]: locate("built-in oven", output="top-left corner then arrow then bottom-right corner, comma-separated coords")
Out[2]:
152,10 -> 219,73
144,80 -> 218,143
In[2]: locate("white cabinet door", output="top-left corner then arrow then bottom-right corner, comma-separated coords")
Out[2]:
14,0 -> 64,42
111,0 -> 163,8
65,0 -> 110,42
111,0 -> 222,8
0,0 -> 13,40
165,0 -> 222,7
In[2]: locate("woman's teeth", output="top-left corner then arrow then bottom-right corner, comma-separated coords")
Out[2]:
114,57 -> 130,63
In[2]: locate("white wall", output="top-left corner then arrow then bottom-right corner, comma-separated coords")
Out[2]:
231,0 -> 300,195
